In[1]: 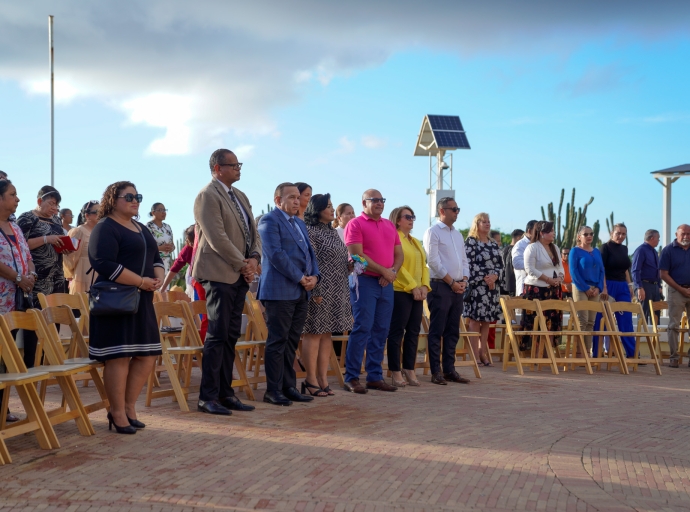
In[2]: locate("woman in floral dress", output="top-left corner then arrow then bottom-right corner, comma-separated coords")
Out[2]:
464,212 -> 504,366
146,202 -> 175,273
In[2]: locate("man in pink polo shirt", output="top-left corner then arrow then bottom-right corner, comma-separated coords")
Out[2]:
343,189 -> 403,394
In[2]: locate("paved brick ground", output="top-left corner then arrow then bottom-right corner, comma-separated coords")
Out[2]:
1,362 -> 689,511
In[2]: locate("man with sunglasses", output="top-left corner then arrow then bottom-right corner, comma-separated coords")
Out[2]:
343,189 -> 403,394
423,197 -> 471,385
192,149 -> 261,415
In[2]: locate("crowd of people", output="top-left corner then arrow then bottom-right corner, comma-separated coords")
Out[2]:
1,151 -> 690,432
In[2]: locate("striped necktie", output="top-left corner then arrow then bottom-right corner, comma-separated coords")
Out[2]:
228,189 -> 251,257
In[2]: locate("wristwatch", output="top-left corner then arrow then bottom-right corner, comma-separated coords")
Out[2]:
15,274 -> 22,283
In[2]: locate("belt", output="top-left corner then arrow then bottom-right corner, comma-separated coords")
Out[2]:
642,279 -> 659,284
679,284 -> 690,288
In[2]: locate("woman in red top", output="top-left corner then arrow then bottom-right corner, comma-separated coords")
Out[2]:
159,225 -> 208,340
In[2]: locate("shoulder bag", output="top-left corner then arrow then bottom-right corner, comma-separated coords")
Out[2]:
0,229 -> 33,312
89,221 -> 147,316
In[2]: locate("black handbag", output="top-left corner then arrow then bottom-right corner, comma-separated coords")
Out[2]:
0,230 -> 33,312
89,221 -> 147,316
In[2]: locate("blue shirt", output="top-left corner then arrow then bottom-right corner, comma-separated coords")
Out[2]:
631,242 -> 660,288
569,246 -> 605,292
659,240 -> 690,286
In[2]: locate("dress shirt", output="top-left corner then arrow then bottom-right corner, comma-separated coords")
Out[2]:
215,179 -> 251,233
601,240 -> 630,282
511,235 -> 531,295
569,246 -> 605,292
423,222 -> 469,281
393,231 -> 431,293
561,260 -> 572,293
344,212 -> 400,277
524,242 -> 564,288
660,240 -> 690,286
631,242 -> 660,289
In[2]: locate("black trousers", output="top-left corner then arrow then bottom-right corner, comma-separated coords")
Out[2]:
427,281 -> 463,375
640,281 -> 662,324
263,291 -> 309,392
198,277 -> 249,402
387,291 -> 423,371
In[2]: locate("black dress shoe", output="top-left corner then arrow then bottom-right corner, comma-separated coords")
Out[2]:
220,396 -> 255,411
283,386 -> 314,402
263,390 -> 292,406
197,400 -> 232,415
127,416 -> 146,429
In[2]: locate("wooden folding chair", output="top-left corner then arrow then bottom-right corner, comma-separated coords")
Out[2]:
4,311 -> 95,436
499,297 -> 559,375
0,315 -> 60,463
162,290 -> 191,303
40,306 -> 109,415
649,301 -> 688,364
454,319 -> 482,378
146,301 -> 204,411
567,300 -> 628,374
536,299 -> 593,374
605,301 -> 662,375
239,294 -> 270,392
37,293 -> 90,346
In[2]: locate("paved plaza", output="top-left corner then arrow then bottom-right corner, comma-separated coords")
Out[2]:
1,363 -> 689,512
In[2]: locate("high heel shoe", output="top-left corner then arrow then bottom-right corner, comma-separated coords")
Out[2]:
402,369 -> 421,386
301,380 -> 327,397
107,412 -> 136,434
127,416 -> 146,429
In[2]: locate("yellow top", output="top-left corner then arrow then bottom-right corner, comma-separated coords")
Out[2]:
393,230 -> 431,293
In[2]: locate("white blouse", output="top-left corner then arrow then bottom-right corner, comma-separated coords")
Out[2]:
524,242 -> 564,288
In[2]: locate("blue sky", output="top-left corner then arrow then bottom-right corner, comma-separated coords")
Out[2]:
1,1 -> 689,248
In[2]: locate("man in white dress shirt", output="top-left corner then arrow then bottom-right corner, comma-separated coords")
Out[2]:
511,220 -> 538,297
423,197 -> 471,385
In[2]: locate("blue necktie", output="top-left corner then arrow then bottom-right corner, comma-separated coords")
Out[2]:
289,217 -> 312,275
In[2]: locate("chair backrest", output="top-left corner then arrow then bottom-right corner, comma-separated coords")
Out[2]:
244,293 -> 268,341
2,310 -> 56,369
178,301 -> 204,347
0,315 -> 28,373
162,290 -> 191,303
606,300 -> 650,332
188,300 -> 207,316
41,306 -> 89,360
499,297 -> 537,324
37,292 -> 89,334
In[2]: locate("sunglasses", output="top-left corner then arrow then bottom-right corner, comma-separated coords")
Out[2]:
364,198 -> 386,204
402,214 -> 416,221
442,207 -> 460,213
86,210 -> 98,215
118,193 -> 143,203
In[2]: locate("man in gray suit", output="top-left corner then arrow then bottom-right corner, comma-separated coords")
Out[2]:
193,148 -> 261,415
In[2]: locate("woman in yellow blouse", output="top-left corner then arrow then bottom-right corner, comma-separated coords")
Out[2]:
63,201 -> 99,293
387,206 -> 430,387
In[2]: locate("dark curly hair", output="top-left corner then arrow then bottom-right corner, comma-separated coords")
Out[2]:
97,181 -> 138,220
304,193 -> 332,227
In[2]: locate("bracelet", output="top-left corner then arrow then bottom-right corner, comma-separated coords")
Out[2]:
139,277 -> 145,289
43,235 -> 47,244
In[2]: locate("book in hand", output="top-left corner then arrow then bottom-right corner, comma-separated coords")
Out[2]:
54,236 -> 79,253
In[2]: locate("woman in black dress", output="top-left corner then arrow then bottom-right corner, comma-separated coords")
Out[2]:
89,182 -> 164,434
17,185 -> 69,367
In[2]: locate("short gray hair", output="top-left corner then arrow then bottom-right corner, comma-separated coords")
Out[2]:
436,197 -> 455,212
644,229 -> 659,241
209,149 -> 234,172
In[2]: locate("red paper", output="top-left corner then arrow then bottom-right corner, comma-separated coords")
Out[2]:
54,236 -> 79,253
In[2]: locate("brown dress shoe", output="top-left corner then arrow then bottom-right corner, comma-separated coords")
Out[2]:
344,379 -> 368,394
431,372 -> 447,385
444,370 -> 471,384
366,380 -> 397,392
669,360 -> 680,368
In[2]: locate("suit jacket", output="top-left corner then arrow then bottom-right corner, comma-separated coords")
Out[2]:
192,180 -> 261,285
257,208 -> 320,301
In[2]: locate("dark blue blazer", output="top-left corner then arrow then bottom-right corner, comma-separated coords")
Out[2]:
257,208 -> 320,301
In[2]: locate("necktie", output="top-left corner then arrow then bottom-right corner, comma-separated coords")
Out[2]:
289,217 -> 312,275
228,189 -> 251,257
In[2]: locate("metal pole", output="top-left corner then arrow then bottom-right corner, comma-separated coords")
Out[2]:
49,15 -> 54,187
663,176 -> 672,247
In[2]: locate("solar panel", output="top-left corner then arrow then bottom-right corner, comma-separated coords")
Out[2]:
428,115 -> 464,132
434,131 -> 470,150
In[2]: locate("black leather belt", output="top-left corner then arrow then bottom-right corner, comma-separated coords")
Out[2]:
642,279 -> 659,284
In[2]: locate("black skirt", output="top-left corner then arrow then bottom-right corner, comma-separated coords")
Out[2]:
89,290 -> 162,361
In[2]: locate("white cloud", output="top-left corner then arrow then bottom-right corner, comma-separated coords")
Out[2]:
0,0 -> 688,155
361,135 -> 387,149
336,136 -> 356,154
234,144 -> 256,160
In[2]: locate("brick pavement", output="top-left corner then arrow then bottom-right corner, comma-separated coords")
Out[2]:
1,363 -> 689,511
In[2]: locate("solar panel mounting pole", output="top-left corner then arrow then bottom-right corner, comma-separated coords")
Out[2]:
49,15 -> 54,187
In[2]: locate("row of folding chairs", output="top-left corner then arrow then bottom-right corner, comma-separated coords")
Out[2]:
0,306 -> 109,465
499,296 -> 662,376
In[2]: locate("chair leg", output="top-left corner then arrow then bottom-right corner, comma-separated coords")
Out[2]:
329,344 -> 345,387
0,437 -> 10,464
17,383 -> 60,450
233,349 -> 255,401
58,376 -> 95,436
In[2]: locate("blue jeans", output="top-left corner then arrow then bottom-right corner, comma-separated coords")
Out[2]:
345,275 -> 394,383
593,280 -> 635,358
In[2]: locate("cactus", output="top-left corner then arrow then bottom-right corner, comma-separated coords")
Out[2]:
540,188 -> 609,249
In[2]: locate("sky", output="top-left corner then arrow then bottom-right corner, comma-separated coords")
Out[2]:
1,0 -> 689,248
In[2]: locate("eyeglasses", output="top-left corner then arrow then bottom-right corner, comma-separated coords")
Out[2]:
154,209 -> 168,213
442,207 -> 460,213
582,232 -> 594,237
364,198 -> 386,204
402,214 -> 416,221
219,163 -> 243,170
86,210 -> 98,215
118,193 -> 143,203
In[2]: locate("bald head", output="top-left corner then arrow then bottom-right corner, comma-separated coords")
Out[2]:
362,189 -> 380,201
361,189 -> 385,219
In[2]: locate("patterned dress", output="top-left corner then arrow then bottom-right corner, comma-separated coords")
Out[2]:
17,211 -> 67,308
464,236 -> 504,322
146,220 -> 174,273
0,222 -> 32,314
302,222 -> 353,334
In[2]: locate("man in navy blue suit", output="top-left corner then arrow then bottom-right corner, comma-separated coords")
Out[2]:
257,182 -> 321,406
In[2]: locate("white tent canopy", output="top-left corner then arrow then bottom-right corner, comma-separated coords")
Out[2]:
652,163 -> 690,246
